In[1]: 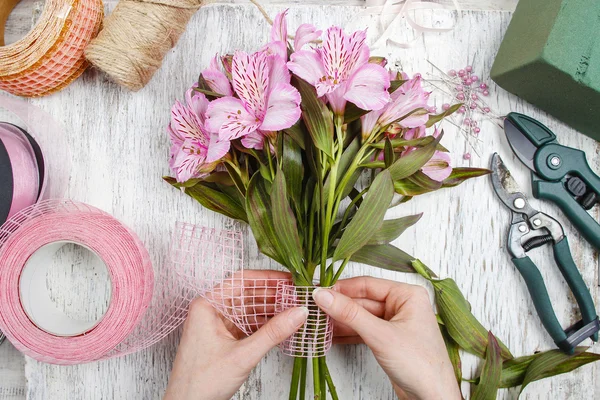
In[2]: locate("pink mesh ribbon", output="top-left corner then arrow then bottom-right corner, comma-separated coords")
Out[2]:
172,222 -> 334,357
0,214 -> 333,364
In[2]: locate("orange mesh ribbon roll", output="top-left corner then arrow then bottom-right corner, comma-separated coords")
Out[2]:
0,0 -> 104,97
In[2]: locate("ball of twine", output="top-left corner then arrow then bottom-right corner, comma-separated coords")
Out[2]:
85,0 -> 204,92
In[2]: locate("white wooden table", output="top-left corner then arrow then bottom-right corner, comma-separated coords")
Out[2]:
2,0 -> 600,399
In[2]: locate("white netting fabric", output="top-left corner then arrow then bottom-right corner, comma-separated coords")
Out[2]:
170,222 -> 334,357
276,283 -> 334,358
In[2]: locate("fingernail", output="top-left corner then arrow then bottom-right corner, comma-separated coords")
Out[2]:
312,288 -> 334,308
289,307 -> 309,326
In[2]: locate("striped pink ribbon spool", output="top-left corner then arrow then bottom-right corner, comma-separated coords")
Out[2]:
0,200 -> 154,364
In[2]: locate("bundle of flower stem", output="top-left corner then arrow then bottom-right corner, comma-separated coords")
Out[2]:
164,10 -> 600,399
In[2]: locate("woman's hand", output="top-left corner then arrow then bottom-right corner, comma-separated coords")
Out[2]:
313,276 -> 461,400
164,271 -> 308,400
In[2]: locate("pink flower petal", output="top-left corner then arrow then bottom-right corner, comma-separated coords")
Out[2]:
322,27 -> 368,83
271,10 -> 288,43
171,100 -> 209,146
206,133 -> 231,163
262,41 -> 288,60
205,97 -> 261,141
232,51 -> 270,119
360,109 -> 383,138
422,151 -> 452,182
344,64 -> 391,111
294,24 -> 322,50
185,87 -> 210,122
398,113 -> 430,129
288,50 -> 326,87
240,130 -> 265,150
325,85 -> 347,115
172,141 -> 207,183
380,75 -> 430,127
261,82 -> 301,131
403,126 -> 426,140
202,56 -> 233,96
266,54 -> 291,88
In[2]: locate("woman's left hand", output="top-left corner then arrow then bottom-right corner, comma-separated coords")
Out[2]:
164,271 -> 308,400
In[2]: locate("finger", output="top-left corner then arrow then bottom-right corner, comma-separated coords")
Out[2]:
312,288 -> 386,339
334,276 -> 412,302
333,299 -> 385,338
239,269 -> 292,281
241,306 -> 308,366
333,336 -> 365,345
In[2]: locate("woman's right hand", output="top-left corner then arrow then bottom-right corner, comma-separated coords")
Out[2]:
313,276 -> 462,400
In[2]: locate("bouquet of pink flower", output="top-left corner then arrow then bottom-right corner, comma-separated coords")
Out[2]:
165,10 -> 599,399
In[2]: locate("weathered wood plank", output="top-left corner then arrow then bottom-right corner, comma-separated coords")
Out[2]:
1,1 -> 598,400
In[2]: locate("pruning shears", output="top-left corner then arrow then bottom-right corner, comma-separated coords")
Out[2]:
491,153 -> 599,354
504,113 -> 600,254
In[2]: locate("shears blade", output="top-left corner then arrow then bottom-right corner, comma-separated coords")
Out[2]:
491,153 -> 527,211
504,118 -> 537,171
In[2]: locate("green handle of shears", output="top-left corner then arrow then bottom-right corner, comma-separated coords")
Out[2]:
511,256 -> 568,347
533,177 -> 600,251
553,237 -> 598,342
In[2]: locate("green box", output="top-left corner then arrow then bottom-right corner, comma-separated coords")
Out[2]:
491,0 -> 600,141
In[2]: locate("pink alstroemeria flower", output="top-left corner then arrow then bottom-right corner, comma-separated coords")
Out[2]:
294,24 -> 322,50
401,127 -> 451,182
169,87 -> 230,183
201,56 -> 233,96
422,150 -> 452,182
361,74 -> 431,138
205,50 -> 301,149
262,10 -> 289,59
288,27 -> 390,114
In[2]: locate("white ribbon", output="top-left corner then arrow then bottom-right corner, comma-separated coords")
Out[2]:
363,0 -> 461,49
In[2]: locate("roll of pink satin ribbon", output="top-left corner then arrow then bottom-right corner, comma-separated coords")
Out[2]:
0,200 -> 154,364
0,122 -> 44,222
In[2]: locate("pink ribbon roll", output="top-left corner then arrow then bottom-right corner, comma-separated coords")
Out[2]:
0,200 -> 154,364
0,122 -> 44,223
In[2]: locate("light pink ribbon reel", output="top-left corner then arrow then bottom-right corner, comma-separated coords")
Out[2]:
0,95 -> 71,205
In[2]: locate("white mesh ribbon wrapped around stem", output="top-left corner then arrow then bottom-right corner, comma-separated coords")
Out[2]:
172,222 -> 334,357
276,283 -> 334,358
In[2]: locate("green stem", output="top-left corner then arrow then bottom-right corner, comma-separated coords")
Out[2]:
289,357 -> 303,400
300,358 -> 308,400
313,357 -> 321,399
322,358 -> 339,400
331,258 -> 350,285
318,357 -> 327,399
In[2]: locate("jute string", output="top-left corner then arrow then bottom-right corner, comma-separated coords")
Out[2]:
85,0 -> 205,91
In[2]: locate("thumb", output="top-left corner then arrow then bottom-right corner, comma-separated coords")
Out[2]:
312,288 -> 386,341
242,307 -> 309,365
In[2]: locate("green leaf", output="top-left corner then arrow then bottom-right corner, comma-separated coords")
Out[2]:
432,277 -> 513,360
223,164 -> 246,196
180,181 -> 248,223
344,103 -> 369,124
394,179 -> 434,196
366,214 -> 423,245
351,244 -> 415,273
384,138 -> 395,168
520,347 -> 599,393
371,136 -> 449,152
472,332 -> 503,400
245,173 -> 286,265
442,168 -> 491,188
293,77 -> 333,158
271,169 -> 304,272
389,79 -> 407,93
440,323 -> 463,387
407,171 -> 443,191
498,347 -> 600,388
284,120 -> 307,150
426,103 -> 462,128
333,170 -> 394,261
388,132 -> 443,181
281,135 -> 304,209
